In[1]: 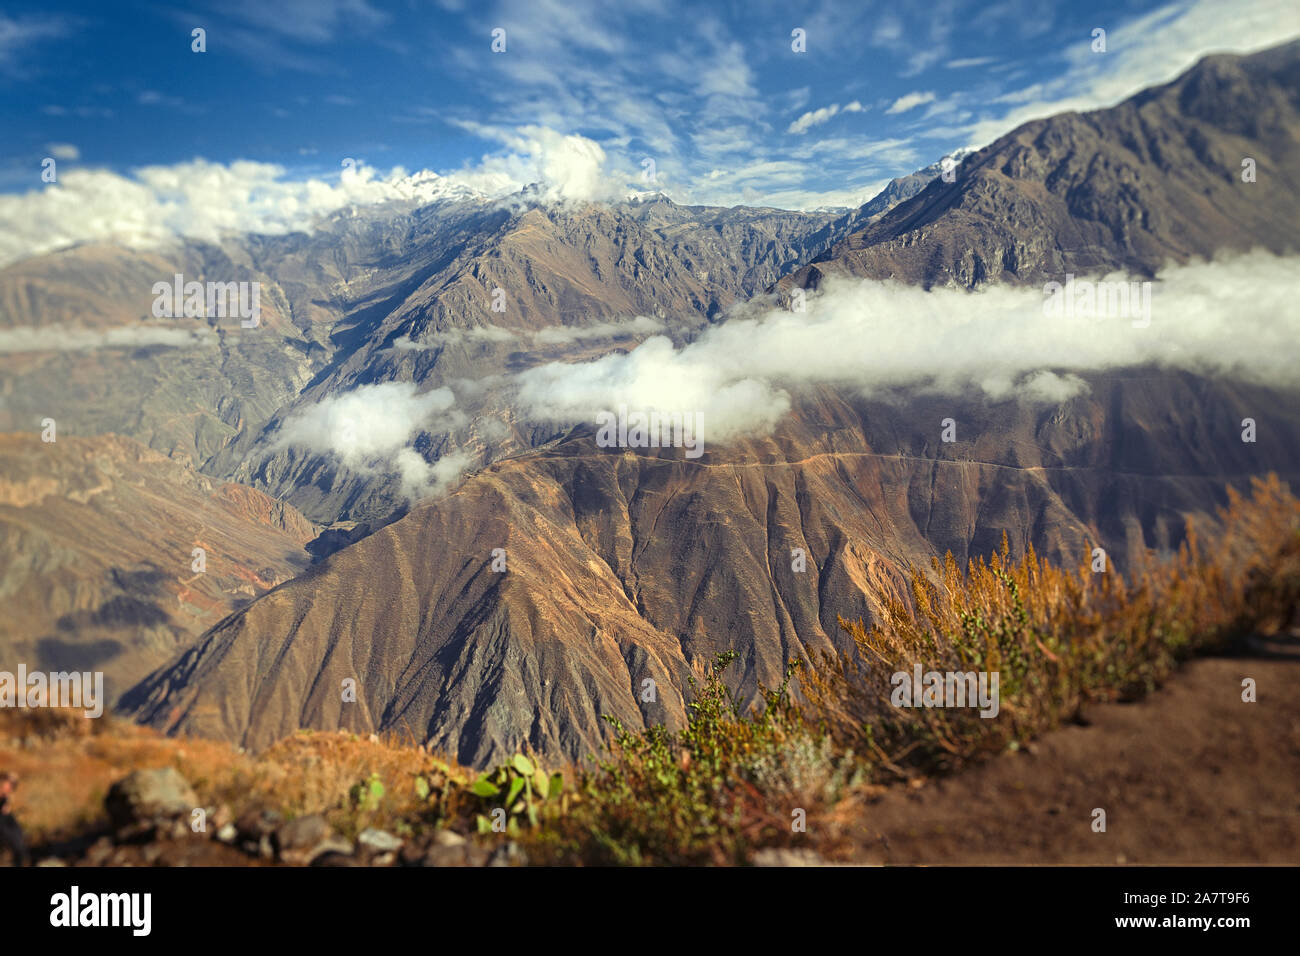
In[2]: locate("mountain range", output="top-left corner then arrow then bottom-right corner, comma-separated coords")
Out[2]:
3,40 -> 1299,767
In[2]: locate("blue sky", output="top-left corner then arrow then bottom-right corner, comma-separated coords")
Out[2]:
1,0 -> 1297,231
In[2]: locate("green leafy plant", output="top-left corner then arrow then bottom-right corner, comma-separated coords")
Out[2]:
348,771 -> 386,813
531,651 -> 838,865
467,753 -> 564,835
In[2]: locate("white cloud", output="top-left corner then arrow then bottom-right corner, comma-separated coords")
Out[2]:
0,325 -> 216,353
871,16 -> 902,45
533,315 -> 665,345
44,143 -> 79,161
516,334 -> 791,442
274,382 -> 467,498
394,447 -> 471,499
276,382 -> 456,462
0,160 -> 484,268
886,91 -> 938,115
513,252 -> 1300,444
788,105 -> 840,135
0,125 -> 633,268
179,0 -> 390,72
0,13 -> 70,70
786,101 -> 866,135
448,124 -> 629,203
532,131 -> 613,202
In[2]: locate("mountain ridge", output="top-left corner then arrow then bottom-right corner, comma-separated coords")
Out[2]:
780,41 -> 1300,293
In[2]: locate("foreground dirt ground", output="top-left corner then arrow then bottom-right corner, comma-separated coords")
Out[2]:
5,637 -> 1296,866
853,640 -> 1300,864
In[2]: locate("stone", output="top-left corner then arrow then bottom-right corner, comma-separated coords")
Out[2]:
273,815 -> 352,865
234,807 -> 282,859
273,814 -> 330,864
486,842 -> 528,867
105,768 -> 199,829
424,844 -> 470,867
751,847 -> 828,867
357,828 -> 403,853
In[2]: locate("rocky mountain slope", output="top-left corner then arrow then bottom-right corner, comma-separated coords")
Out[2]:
0,197 -> 842,526
781,40 -> 1300,292
125,368 -> 1300,765
209,197 -> 840,524
0,433 -> 315,699
795,149 -> 977,262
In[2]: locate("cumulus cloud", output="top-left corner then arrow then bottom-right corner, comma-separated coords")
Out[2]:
274,381 -> 466,497
0,325 -> 216,353
0,124 -> 630,268
447,123 -> 631,203
0,160 -> 483,268
886,91 -> 937,115
513,252 -> 1300,444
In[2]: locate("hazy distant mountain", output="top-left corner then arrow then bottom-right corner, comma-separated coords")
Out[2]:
0,196 -> 842,524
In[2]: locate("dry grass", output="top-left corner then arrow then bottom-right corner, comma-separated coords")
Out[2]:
0,708 -> 244,840
0,710 -> 474,843
801,474 -> 1300,778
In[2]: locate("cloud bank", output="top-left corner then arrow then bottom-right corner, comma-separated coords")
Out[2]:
389,314 -> 666,351
0,325 -> 216,353
0,126 -> 637,268
0,160 -> 484,267
514,252 -> 1300,443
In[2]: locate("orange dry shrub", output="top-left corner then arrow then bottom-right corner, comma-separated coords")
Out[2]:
802,474 -> 1300,778
0,708 -> 472,843
194,730 -> 470,838
0,709 -> 245,841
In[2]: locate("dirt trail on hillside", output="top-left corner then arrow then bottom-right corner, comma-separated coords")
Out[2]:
852,637 -> 1300,864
